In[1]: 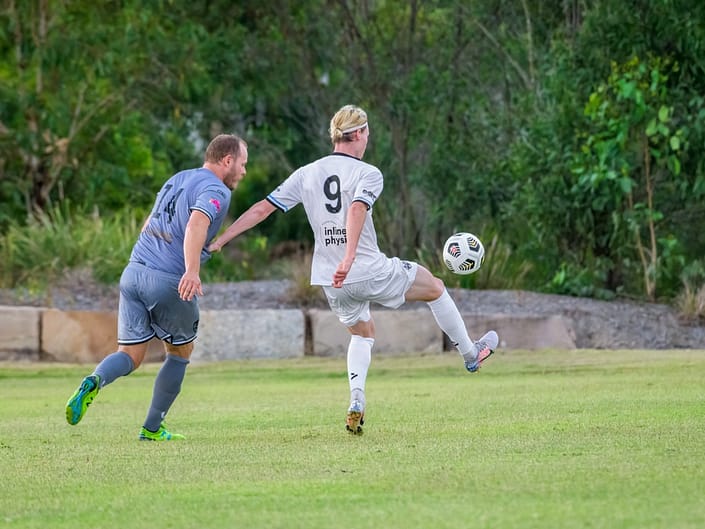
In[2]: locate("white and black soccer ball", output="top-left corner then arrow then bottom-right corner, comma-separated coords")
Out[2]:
442,232 -> 485,275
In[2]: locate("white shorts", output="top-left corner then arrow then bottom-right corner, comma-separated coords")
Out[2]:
322,257 -> 418,327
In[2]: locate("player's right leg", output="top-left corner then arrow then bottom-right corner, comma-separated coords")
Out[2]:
322,286 -> 374,435
66,263 -> 152,425
65,345 -> 144,425
345,330 -> 374,435
65,374 -> 101,426
346,397 -> 365,435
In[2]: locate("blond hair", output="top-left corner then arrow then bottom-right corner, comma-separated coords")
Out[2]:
329,105 -> 368,144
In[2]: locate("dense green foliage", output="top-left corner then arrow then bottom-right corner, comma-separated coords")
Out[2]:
1,0 -> 704,300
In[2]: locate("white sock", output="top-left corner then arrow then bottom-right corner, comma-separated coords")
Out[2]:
347,335 -> 373,406
427,289 -> 473,356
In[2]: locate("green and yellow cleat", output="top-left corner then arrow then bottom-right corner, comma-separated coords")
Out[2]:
66,375 -> 101,425
139,423 -> 185,441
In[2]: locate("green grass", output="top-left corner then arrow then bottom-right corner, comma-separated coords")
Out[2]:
2,350 -> 705,529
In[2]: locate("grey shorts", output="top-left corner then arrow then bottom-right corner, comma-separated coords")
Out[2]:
322,257 -> 418,327
118,261 -> 199,346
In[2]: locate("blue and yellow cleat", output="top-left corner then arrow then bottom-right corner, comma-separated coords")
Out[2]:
66,375 -> 101,425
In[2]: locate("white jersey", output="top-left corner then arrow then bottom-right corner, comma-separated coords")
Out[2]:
267,153 -> 393,285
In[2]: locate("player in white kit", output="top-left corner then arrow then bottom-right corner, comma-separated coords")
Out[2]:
209,105 -> 498,434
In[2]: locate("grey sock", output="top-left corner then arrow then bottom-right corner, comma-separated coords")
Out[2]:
93,351 -> 135,388
143,354 -> 189,432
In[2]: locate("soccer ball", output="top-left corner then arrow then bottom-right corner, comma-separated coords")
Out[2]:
442,232 -> 485,275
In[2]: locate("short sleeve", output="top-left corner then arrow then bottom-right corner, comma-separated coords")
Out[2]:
353,168 -> 383,209
266,169 -> 304,212
191,185 -> 231,223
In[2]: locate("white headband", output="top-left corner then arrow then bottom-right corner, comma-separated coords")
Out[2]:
341,122 -> 368,134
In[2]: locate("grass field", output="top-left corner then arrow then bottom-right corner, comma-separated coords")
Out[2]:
1,349 -> 704,529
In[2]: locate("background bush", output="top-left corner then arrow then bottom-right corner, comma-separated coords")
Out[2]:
1,1 -> 704,302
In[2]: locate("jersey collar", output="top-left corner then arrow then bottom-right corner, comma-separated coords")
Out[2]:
329,152 -> 361,161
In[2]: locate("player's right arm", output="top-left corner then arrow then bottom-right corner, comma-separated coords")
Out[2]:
179,210 -> 210,301
208,199 -> 277,252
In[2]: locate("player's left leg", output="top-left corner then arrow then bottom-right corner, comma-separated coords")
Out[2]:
406,265 -> 498,372
139,342 -> 192,441
138,272 -> 197,441
464,331 -> 498,372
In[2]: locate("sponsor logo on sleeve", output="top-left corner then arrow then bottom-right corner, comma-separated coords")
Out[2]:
362,188 -> 377,201
209,198 -> 222,213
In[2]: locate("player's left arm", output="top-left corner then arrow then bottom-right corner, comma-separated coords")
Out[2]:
332,200 -> 368,288
179,210 -> 211,301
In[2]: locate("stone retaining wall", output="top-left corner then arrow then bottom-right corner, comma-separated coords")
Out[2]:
0,305 -> 580,363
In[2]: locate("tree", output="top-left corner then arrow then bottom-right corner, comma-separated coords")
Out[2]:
574,55 -> 691,300
0,1 -> 223,226
500,0 -> 705,299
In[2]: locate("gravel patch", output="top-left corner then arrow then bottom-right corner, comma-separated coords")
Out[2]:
1,273 -> 703,349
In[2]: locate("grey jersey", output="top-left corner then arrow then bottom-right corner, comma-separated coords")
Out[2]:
130,168 -> 231,275
266,153 -> 391,285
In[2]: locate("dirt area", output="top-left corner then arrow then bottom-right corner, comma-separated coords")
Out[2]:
1,270 -> 703,350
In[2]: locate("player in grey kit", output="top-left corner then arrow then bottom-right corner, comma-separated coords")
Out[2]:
65,134 -> 248,441
208,105 -> 498,435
